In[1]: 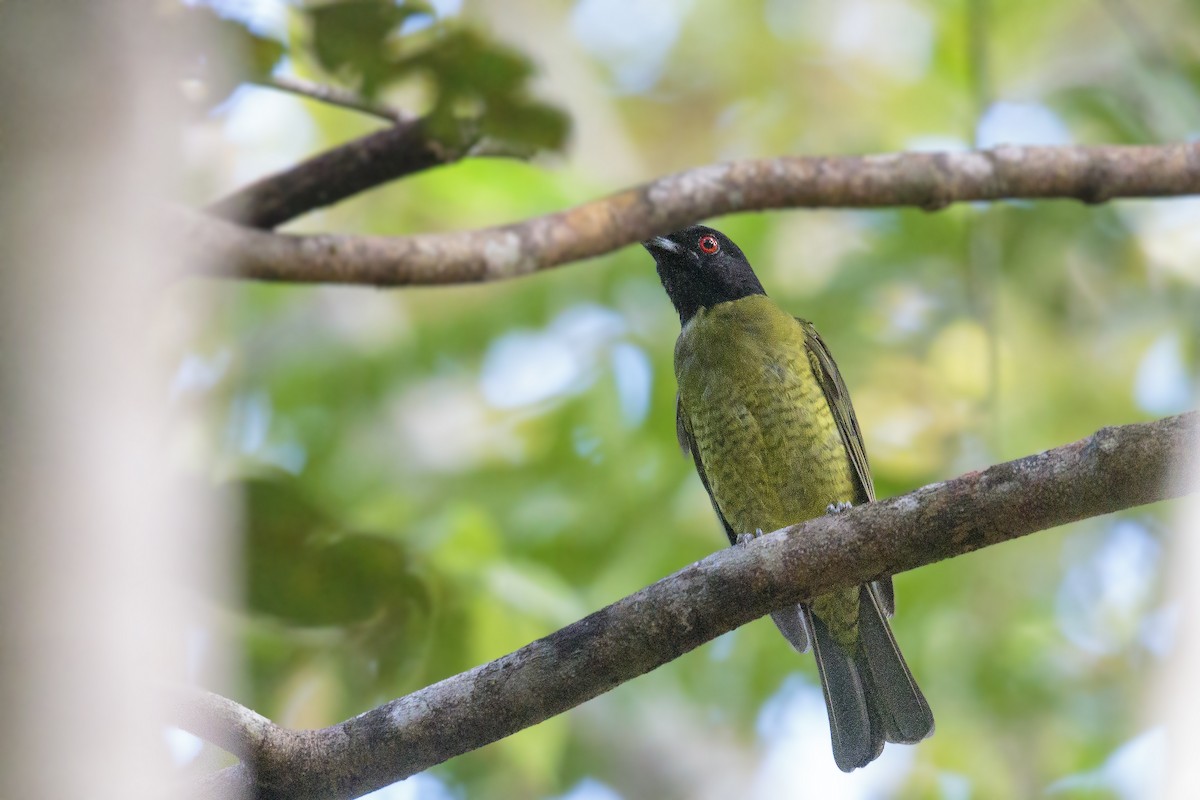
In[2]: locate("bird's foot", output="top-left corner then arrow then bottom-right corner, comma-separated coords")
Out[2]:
826,501 -> 854,515
735,528 -> 766,547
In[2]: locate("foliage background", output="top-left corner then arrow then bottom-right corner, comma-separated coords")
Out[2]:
174,1 -> 1200,797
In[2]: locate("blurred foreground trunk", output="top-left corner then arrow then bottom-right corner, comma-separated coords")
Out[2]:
0,4 -> 232,798
1161,462 -> 1200,796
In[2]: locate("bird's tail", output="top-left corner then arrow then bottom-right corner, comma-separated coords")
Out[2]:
804,585 -> 934,772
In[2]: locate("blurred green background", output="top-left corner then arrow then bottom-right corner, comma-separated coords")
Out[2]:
172,1 -> 1200,797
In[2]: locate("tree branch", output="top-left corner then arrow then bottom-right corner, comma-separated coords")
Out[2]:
166,687 -> 280,763
182,412 -> 1197,800
205,117 -> 468,229
205,104 -> 528,231
186,142 -> 1200,287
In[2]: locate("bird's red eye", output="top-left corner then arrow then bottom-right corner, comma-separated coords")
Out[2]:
698,235 -> 719,254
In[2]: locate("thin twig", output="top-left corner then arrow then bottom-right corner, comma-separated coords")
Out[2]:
184,412 -> 1197,800
251,75 -> 414,125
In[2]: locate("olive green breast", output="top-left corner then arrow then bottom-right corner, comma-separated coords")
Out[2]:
674,294 -> 858,538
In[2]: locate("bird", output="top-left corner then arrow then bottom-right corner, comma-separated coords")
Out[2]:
643,224 -> 934,771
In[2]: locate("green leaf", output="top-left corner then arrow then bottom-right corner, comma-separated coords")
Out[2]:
246,31 -> 287,78
419,28 -> 535,98
480,99 -> 571,152
308,0 -> 431,97
394,27 -> 570,152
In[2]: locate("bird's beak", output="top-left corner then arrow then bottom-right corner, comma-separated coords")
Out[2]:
641,235 -> 681,255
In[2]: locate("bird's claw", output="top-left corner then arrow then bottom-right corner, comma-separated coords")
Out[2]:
826,501 -> 854,515
736,528 -> 766,547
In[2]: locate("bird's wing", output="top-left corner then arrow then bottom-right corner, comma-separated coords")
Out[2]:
676,393 -> 738,544
796,319 -> 873,504
797,318 -> 895,615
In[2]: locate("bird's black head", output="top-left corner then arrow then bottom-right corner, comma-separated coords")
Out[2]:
642,225 -> 766,325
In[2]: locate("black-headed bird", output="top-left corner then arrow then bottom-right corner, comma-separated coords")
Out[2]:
643,225 -> 934,771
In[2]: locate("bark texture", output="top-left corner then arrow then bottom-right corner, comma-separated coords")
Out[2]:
185,412 -> 1198,800
185,142 -> 1200,286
